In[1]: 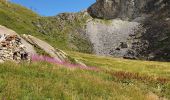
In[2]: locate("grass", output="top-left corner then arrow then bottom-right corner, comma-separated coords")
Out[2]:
68,51 -> 170,98
93,18 -> 113,25
68,51 -> 170,77
0,62 -> 150,100
0,52 -> 169,99
0,1 -> 93,53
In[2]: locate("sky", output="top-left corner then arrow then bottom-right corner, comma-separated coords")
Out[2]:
10,0 -> 96,16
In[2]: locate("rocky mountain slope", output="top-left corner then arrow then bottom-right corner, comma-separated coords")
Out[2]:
1,0 -> 170,62
85,0 -> 170,61
88,0 -> 169,20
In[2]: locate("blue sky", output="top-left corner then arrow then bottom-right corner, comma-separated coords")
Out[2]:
10,0 -> 96,16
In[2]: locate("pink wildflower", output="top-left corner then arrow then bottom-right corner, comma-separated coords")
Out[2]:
31,54 -> 99,71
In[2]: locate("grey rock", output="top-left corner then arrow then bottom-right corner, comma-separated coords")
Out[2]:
22,34 -> 86,66
22,34 -> 65,62
84,0 -> 170,61
88,0 -> 169,20
86,19 -> 140,57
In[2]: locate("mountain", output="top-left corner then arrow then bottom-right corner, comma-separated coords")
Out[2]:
41,0 -> 170,61
86,0 -> 170,61
88,0 -> 169,20
0,1 -> 170,99
1,0 -> 170,61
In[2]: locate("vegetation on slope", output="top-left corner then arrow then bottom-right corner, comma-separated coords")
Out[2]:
0,1 -> 93,53
0,53 -> 170,99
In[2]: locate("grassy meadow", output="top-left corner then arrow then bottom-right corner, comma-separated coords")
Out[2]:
0,52 -> 169,99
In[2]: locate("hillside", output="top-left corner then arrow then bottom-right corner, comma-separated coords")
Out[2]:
0,53 -> 170,99
0,0 -> 170,99
87,0 -> 170,61
1,0 -> 170,61
0,1 -> 92,53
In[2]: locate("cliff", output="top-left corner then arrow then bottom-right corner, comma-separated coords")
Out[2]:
88,0 -> 170,20
85,0 -> 170,61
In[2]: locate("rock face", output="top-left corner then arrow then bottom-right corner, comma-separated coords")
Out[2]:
86,19 -> 140,57
85,0 -> 170,61
22,34 -> 69,63
22,34 -> 86,65
88,0 -> 169,20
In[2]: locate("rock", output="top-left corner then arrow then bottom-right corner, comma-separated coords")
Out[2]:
0,25 -> 36,54
88,0 -> 169,20
120,42 -> 128,48
20,38 -> 36,54
85,0 -> 170,61
0,34 -> 30,62
86,19 -> 140,57
57,13 -> 76,21
0,25 -> 35,63
22,34 -> 64,62
22,34 -> 86,66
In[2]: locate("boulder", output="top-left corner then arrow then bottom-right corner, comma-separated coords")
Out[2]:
22,34 -> 86,65
22,34 -> 66,62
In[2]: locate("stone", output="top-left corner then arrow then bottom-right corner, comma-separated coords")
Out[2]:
0,34 -> 30,62
0,25 -> 37,62
22,34 -> 86,66
120,42 -> 128,48
86,19 -> 140,57
85,0 -> 170,61
88,0 -> 169,20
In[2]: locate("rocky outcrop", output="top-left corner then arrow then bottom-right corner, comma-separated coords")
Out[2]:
0,25 -> 86,65
46,12 -> 93,54
22,34 -> 69,62
84,0 -> 170,61
86,19 -> 140,57
22,34 -> 86,65
133,8 -> 170,61
88,0 -> 170,20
